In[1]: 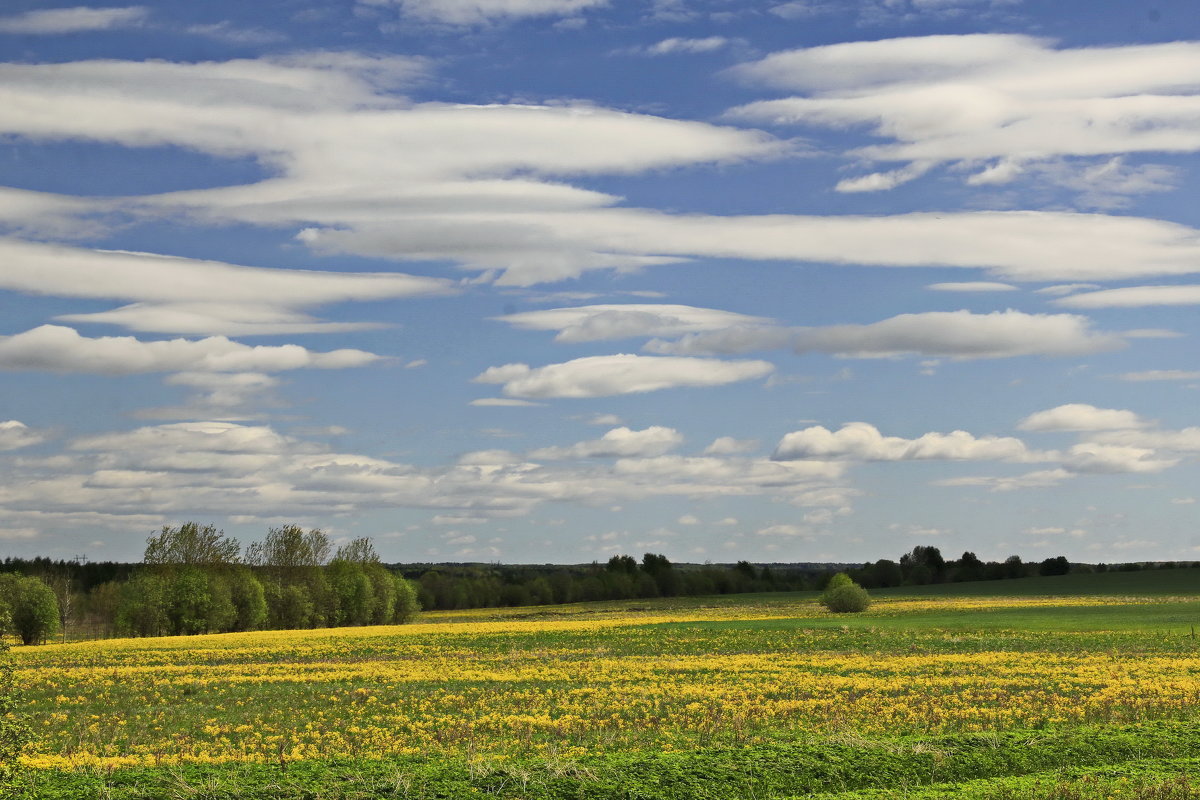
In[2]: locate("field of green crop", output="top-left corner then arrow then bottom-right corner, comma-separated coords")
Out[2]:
12,568 -> 1200,799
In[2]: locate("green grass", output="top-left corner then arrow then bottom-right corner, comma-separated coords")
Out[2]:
24,721 -> 1200,799
18,568 -> 1200,799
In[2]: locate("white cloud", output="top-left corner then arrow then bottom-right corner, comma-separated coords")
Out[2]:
0,420 -> 854,541
643,37 -> 730,56
183,21 -> 286,44
1054,285 -> 1200,309
587,413 -> 623,426
0,325 -> 379,375
1117,370 -> 1200,382
835,161 -> 933,193
1087,427 -> 1200,454
773,421 -> 1044,462
703,436 -> 759,455
0,421 -> 45,452
935,468 -> 1074,492
529,426 -> 684,459
651,310 -> 1123,359
926,282 -> 1018,292
494,304 -> 771,342
729,36 -> 1200,193
1035,283 -> 1102,296
789,310 -> 1120,359
7,58 -> 1200,288
677,514 -> 700,525
1063,443 -> 1178,474
1,238 -> 455,336
371,0 -> 606,25
147,371 -> 284,420
473,354 -> 775,398
469,398 -> 545,407
755,523 -> 812,538
1018,404 -> 1148,432
0,6 -> 147,34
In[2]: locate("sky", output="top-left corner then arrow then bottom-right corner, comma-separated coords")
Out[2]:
0,0 -> 1198,566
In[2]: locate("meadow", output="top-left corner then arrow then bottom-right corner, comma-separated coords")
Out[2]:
12,569 -> 1200,798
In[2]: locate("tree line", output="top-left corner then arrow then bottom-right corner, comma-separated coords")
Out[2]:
0,523 -> 418,644
3,530 -> 1195,644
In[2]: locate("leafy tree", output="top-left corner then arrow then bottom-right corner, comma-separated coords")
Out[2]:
819,573 -> 871,613
116,572 -> 168,637
606,555 -> 638,574
901,545 -> 946,583
166,568 -> 213,635
327,559 -> 374,626
954,551 -> 985,582
392,575 -> 419,623
0,575 -> 60,645
246,525 -> 331,575
334,537 -> 379,565
1039,555 -> 1071,576
144,522 -> 240,567
227,568 -> 267,632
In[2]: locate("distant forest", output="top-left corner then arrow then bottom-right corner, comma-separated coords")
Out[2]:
1,525 -> 1196,645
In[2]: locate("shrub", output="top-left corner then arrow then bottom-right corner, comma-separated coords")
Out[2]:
820,574 -> 871,613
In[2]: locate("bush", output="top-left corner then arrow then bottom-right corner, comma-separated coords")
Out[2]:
820,574 -> 871,613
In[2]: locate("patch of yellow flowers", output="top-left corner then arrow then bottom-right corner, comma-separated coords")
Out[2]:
14,596 -> 1200,770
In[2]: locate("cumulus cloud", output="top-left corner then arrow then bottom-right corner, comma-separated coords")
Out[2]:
0,421 -> 45,451
650,310 -> 1123,359
773,421 -> 1044,463
703,436 -> 759,455
1054,285 -> 1200,309
473,354 -> 774,398
0,325 -> 379,375
0,420 -> 853,544
530,426 -> 684,459
0,6 -> 148,34
494,303 -> 771,343
729,35 -> 1200,194
1017,404 -> 1148,432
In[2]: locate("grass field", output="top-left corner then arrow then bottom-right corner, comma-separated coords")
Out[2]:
12,568 -> 1200,798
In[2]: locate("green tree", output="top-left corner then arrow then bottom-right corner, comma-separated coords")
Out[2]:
392,575 -> 419,624
327,559 -> 374,626
165,568 -> 213,635
116,572 -> 168,637
246,525 -> 331,576
227,568 -> 267,632
0,575 -> 60,645
144,522 -> 240,567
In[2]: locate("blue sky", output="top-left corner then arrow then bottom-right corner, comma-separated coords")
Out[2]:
1,0 -> 1198,565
